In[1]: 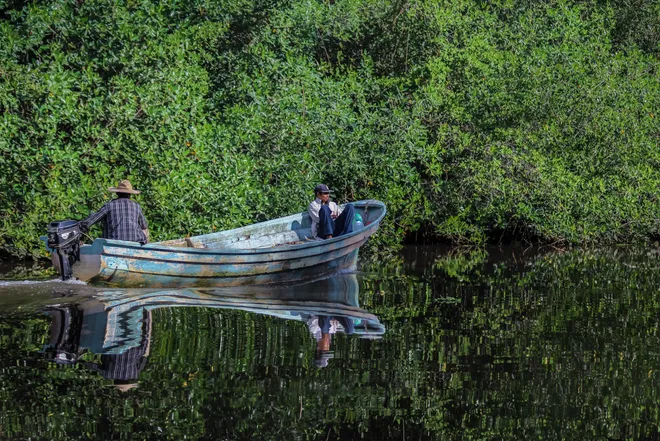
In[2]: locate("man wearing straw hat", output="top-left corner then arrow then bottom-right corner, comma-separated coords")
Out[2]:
80,179 -> 149,244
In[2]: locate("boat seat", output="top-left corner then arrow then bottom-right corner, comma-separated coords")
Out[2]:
185,238 -> 206,248
206,229 -> 313,250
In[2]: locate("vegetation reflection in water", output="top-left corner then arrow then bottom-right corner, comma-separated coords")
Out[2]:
2,246 -> 660,440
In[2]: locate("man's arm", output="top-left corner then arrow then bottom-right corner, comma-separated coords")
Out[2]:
80,204 -> 108,232
333,202 -> 343,218
138,207 -> 149,243
308,201 -> 320,224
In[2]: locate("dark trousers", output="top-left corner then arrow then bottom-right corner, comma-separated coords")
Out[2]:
318,315 -> 355,335
318,203 -> 355,239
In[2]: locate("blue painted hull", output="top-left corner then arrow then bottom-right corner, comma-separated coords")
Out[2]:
61,200 -> 386,288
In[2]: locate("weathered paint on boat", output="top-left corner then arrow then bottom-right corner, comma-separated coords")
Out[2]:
49,200 -> 386,288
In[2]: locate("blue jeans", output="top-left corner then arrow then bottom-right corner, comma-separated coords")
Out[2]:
318,203 -> 355,239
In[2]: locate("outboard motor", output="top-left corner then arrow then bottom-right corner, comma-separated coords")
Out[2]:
47,220 -> 82,280
42,305 -> 84,364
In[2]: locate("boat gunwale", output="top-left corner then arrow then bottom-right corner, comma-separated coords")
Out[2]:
94,200 -> 386,256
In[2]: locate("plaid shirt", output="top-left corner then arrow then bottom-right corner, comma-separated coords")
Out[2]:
82,198 -> 148,243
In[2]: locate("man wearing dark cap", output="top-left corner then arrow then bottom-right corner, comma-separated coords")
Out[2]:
310,315 -> 355,368
308,184 -> 355,240
81,179 -> 149,244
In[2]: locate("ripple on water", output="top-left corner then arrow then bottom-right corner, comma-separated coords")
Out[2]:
0,278 -> 88,287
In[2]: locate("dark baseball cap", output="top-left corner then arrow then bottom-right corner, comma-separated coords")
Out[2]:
314,184 -> 332,194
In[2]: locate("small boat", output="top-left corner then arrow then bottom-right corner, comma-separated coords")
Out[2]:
44,200 -> 386,288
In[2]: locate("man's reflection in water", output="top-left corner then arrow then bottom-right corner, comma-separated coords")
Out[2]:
80,309 -> 152,392
44,303 -> 152,392
308,315 -> 355,368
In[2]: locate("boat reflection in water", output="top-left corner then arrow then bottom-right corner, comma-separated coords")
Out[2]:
42,273 -> 384,389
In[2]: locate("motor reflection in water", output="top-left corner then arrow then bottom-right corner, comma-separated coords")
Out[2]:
42,273 -> 385,389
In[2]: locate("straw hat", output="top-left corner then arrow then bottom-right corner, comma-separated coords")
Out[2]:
113,382 -> 138,392
108,179 -> 141,195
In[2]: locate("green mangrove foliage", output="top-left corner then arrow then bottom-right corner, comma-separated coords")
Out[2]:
1,0 -> 659,256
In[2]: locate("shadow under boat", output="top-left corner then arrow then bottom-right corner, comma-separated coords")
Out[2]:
42,273 -> 385,383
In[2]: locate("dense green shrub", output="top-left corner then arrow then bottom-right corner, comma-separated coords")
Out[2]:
0,0 -> 659,256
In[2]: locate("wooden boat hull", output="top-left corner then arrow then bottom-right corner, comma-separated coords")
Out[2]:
51,200 -> 386,288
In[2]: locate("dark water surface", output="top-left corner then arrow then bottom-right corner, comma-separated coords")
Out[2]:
2,246 -> 660,440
